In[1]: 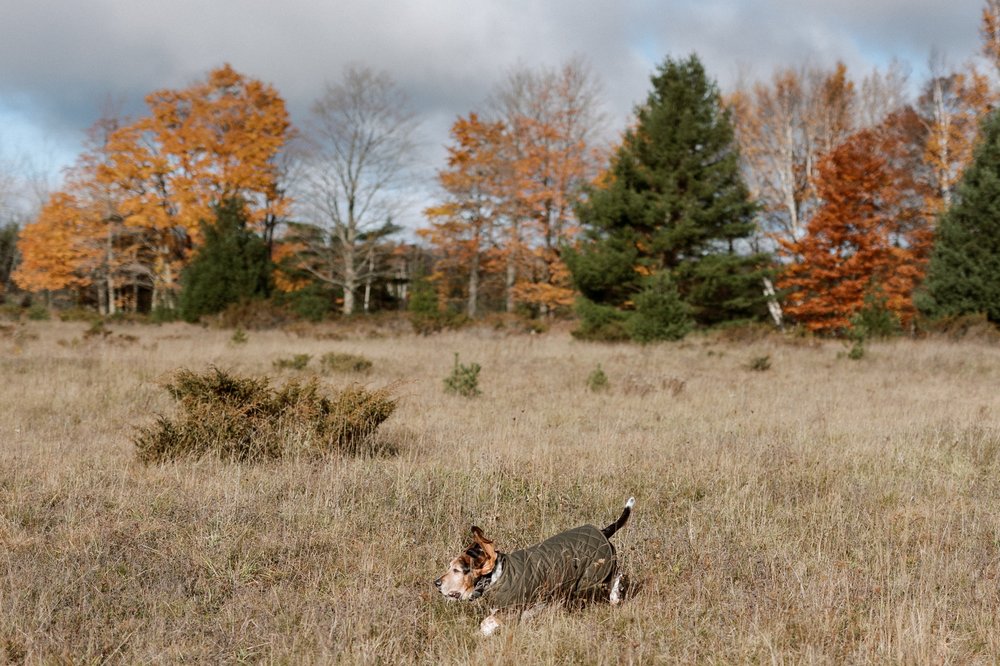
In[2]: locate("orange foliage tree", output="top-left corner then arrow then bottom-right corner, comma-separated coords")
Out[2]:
421,114 -> 510,317
13,192 -> 101,295
918,65 -> 993,215
422,59 -> 605,318
97,64 -> 290,309
493,59 -> 606,315
729,62 -> 857,246
13,115 -> 134,310
777,111 -> 932,334
983,0 -> 1000,76
15,65 -> 290,311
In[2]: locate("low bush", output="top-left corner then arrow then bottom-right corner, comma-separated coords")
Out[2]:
622,374 -> 686,397
273,354 -> 311,371
747,355 -> 772,372
134,367 -> 397,463
587,364 -> 610,392
26,304 -> 49,321
0,303 -> 22,321
443,353 -> 481,397
572,297 -> 630,342
58,307 -> 100,323
83,320 -> 112,340
321,352 -> 373,373
919,312 -> 1000,343
217,299 -> 296,330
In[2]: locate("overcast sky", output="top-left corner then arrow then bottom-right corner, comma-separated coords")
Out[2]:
0,0 -> 987,219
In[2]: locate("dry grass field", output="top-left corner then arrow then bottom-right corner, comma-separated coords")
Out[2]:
2,318 -> 1000,663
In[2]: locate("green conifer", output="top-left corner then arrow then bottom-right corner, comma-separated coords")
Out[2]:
179,199 -> 273,322
567,54 -> 768,340
920,109 -> 1000,323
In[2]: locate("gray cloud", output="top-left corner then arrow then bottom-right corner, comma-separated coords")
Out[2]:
0,0 -> 985,191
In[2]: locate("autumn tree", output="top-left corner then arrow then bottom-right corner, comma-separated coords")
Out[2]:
729,62 -> 858,247
13,192 -> 102,296
857,60 -> 911,129
488,58 -> 607,315
99,64 -> 290,310
2,140 -> 60,299
421,114 -> 509,317
419,59 -> 606,319
920,108 -> 1000,322
567,54 -> 767,340
293,65 -> 418,316
778,112 -> 932,334
983,0 -> 1000,78
917,60 -> 992,215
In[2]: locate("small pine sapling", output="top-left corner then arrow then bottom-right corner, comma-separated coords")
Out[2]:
444,353 -> 481,397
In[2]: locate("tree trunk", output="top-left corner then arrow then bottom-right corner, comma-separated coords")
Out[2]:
342,254 -> 356,316
363,245 -> 375,313
467,252 -> 480,319
105,226 -> 116,316
505,220 -> 520,313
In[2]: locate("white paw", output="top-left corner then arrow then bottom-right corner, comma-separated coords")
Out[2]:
610,573 -> 623,605
480,615 -> 501,636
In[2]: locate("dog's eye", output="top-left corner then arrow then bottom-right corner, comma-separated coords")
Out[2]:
452,567 -> 461,574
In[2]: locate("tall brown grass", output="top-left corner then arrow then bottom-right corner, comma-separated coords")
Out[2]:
1,320 -> 1000,662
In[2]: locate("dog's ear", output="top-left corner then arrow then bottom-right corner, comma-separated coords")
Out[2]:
469,526 -> 497,576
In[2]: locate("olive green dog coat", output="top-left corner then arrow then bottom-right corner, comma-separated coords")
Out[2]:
480,524 -> 617,608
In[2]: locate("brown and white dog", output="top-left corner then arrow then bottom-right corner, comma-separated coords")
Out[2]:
434,497 -> 635,635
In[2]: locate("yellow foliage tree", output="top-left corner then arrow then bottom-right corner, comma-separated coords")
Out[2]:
13,192 -> 101,294
98,64 -> 291,308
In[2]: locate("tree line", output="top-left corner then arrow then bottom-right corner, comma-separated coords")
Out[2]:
5,2 -> 1000,337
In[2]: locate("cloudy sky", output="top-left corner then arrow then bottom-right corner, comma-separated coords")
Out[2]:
0,0 -> 987,216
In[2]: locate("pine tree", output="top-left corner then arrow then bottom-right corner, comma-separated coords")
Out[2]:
566,54 -> 767,340
179,199 -> 273,322
921,109 -> 1000,323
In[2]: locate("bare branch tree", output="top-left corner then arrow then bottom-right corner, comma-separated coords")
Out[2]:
858,59 -> 911,129
295,65 -> 419,315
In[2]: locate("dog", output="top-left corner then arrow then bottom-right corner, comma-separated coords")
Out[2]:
434,497 -> 635,635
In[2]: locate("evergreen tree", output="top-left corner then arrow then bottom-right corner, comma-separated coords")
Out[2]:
625,272 -> 693,342
0,222 -> 19,297
179,199 -> 273,322
566,54 -> 768,340
921,109 -> 1000,323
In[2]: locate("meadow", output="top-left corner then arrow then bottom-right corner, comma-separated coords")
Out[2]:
1,318 -> 999,663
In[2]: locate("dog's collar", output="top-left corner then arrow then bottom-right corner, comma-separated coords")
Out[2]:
470,554 -> 504,600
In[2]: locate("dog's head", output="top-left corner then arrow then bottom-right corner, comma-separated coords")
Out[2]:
434,526 -> 497,601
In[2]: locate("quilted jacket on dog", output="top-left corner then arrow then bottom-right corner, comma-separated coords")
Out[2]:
480,524 -> 617,609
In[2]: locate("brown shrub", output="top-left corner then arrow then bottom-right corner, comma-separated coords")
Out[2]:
134,367 -> 397,463
320,352 -> 373,373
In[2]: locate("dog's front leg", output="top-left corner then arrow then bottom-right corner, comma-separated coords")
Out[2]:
480,611 -> 502,636
519,601 -> 550,621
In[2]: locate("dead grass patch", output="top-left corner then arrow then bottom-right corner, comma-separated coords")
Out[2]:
2,322 -> 1000,662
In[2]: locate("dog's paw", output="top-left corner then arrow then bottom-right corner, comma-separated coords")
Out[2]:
480,615 -> 501,637
610,573 -> 624,605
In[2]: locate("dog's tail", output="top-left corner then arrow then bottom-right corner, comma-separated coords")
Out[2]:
601,496 -> 635,539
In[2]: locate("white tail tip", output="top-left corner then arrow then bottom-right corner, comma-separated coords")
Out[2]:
625,497 -> 635,509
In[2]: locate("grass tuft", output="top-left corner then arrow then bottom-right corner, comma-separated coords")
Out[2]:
320,351 -> 373,373
273,354 -> 312,370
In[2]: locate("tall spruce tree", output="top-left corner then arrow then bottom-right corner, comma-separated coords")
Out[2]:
920,109 -> 1000,323
566,54 -> 767,340
179,199 -> 273,322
